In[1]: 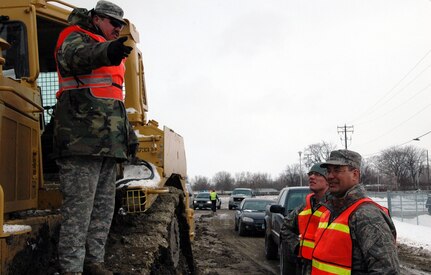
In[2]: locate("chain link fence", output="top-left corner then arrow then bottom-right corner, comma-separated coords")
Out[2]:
369,191 -> 430,226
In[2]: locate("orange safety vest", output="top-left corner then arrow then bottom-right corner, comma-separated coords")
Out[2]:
311,198 -> 390,275
55,25 -> 125,101
298,193 -> 328,260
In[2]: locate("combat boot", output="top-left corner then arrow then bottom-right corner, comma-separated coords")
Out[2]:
83,262 -> 113,275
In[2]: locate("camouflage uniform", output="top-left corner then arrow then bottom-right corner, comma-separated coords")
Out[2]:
280,195 -> 326,275
322,184 -> 400,274
53,4 -> 137,273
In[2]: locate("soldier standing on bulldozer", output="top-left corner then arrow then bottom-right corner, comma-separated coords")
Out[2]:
52,1 -> 138,274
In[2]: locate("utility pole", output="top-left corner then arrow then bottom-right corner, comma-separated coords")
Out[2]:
427,150 -> 430,190
337,124 -> 354,149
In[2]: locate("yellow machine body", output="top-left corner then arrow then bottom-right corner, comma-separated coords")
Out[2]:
0,0 -> 193,273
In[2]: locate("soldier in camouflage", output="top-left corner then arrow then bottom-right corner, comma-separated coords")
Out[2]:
53,1 -> 138,275
311,150 -> 400,274
280,163 -> 329,275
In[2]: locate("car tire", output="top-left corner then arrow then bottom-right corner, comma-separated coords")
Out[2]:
264,230 -> 278,260
193,206 -> 196,210
234,219 -> 238,231
428,207 -> 431,215
229,206 -> 232,210
238,220 -> 246,236
217,204 -> 221,210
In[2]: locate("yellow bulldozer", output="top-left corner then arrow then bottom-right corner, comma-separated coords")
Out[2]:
0,0 -> 194,273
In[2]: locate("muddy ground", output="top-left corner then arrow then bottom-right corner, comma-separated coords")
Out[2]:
23,191 -> 430,275
192,208 -> 431,275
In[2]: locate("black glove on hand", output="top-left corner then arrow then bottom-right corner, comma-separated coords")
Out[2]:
107,36 -> 133,65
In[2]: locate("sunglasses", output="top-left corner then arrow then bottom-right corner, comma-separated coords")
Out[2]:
98,15 -> 125,29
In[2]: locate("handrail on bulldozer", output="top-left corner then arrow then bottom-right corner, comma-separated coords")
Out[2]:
45,0 -> 76,9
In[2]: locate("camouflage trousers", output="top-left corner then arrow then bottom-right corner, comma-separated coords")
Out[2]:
56,156 -> 117,273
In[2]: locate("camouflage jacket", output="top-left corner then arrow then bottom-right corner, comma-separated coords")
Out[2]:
52,8 -> 137,161
280,194 -> 326,275
323,184 -> 400,274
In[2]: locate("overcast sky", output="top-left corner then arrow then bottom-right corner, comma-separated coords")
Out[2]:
66,0 -> 431,180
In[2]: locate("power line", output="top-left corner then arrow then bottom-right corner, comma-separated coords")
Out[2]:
355,81 -> 431,126
362,129 -> 431,158
357,102 -> 431,147
349,47 -> 431,124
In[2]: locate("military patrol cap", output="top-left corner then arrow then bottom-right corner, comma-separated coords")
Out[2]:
94,0 -> 126,24
308,162 -> 327,177
321,149 -> 362,169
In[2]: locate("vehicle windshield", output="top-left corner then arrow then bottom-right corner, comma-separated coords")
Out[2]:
286,189 -> 310,211
232,190 -> 252,196
196,193 -> 210,199
243,201 -> 272,211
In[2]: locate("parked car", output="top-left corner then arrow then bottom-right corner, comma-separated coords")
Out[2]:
186,183 -> 195,209
426,194 -> 431,215
234,198 -> 275,236
264,186 -> 310,260
193,192 -> 221,210
229,188 -> 255,210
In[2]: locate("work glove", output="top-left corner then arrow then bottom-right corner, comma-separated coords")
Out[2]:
107,36 -> 133,65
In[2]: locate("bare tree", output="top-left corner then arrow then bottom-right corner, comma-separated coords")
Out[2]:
191,175 -> 211,192
303,141 -> 337,169
360,158 -> 379,187
376,146 -> 424,190
403,146 -> 425,189
234,171 -> 253,188
277,164 -> 301,187
212,171 -> 235,191
248,172 -> 273,190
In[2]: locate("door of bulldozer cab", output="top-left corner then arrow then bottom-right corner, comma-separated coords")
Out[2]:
0,0 -> 70,212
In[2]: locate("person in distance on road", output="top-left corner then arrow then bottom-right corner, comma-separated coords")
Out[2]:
312,149 -> 400,274
210,189 -> 219,215
53,1 -> 138,274
280,162 -> 329,275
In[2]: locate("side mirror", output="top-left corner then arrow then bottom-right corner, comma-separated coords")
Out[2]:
270,204 -> 285,214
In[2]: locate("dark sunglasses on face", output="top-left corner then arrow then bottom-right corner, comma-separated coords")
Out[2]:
99,15 -> 124,29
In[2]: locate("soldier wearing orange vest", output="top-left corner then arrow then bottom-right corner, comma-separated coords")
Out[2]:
280,163 -> 329,275
312,150 -> 399,274
53,1 -> 137,274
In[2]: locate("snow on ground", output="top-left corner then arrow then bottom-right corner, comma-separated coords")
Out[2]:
369,196 -> 431,253
393,215 -> 431,252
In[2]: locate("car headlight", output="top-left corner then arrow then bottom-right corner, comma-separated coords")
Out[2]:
207,200 -> 211,204
242,217 -> 254,223
193,200 -> 196,204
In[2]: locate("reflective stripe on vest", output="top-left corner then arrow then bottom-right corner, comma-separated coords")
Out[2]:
311,198 -> 389,275
298,193 -> 328,260
55,25 -> 125,101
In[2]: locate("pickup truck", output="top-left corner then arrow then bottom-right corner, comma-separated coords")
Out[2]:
264,186 -> 310,260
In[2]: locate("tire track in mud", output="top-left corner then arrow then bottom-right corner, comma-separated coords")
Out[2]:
192,210 -> 277,275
